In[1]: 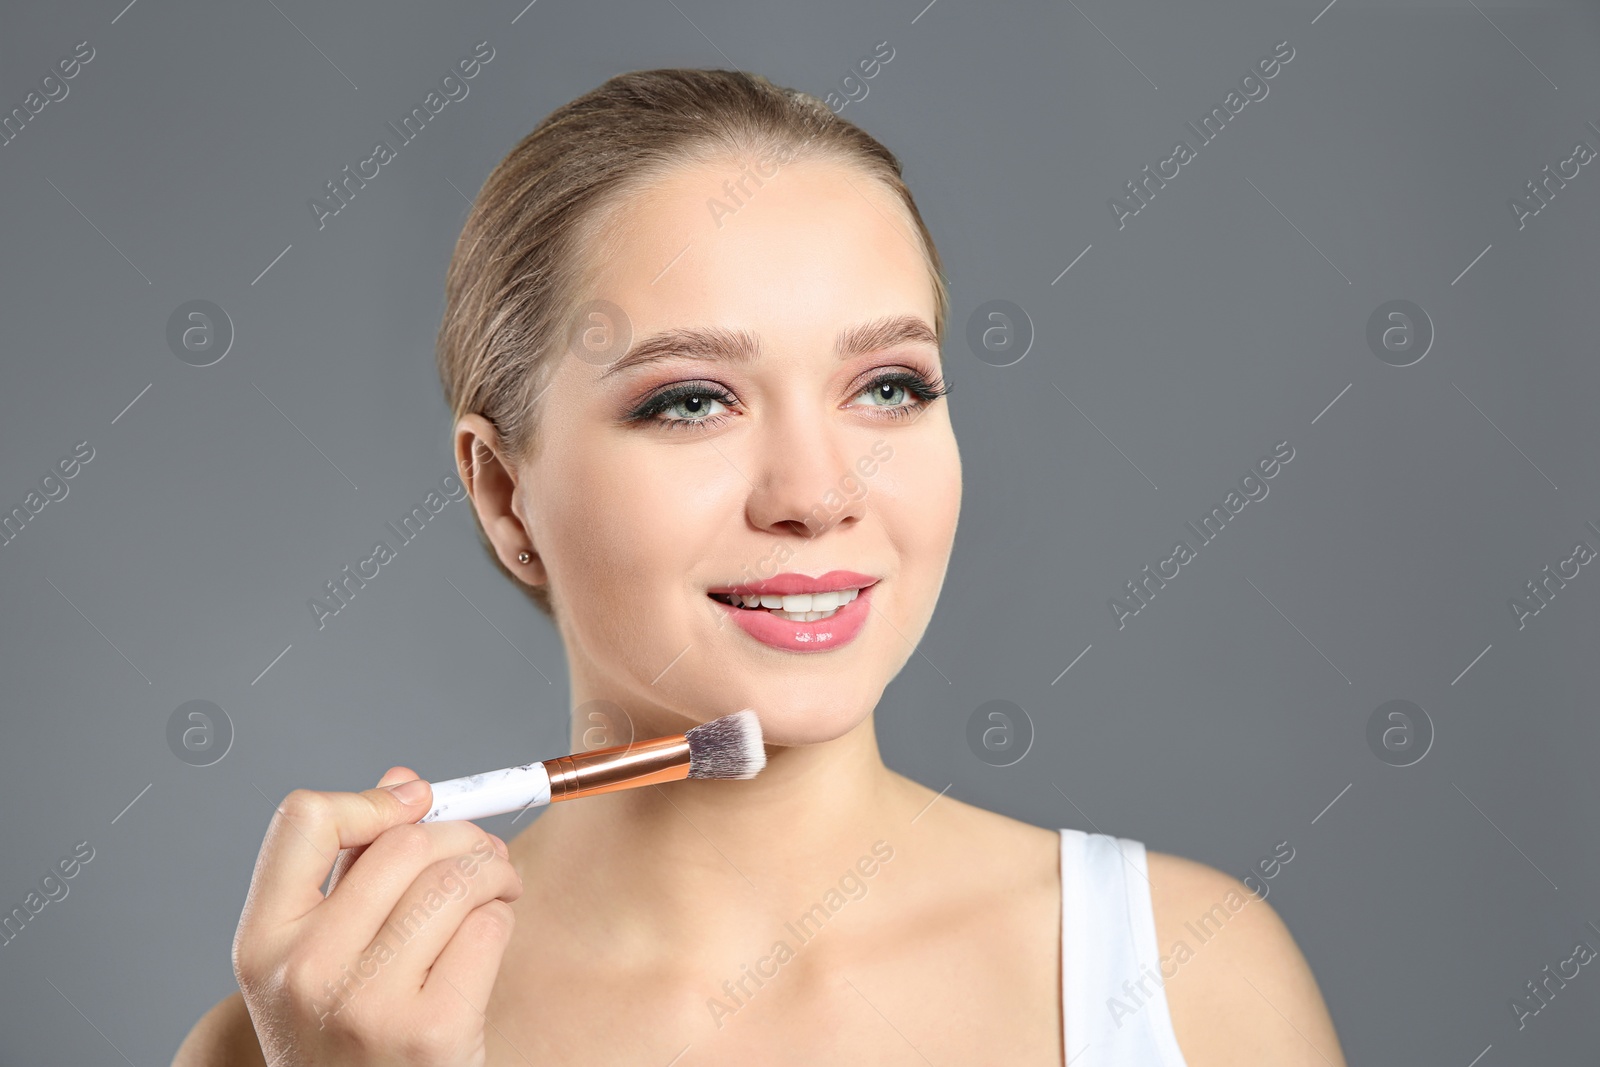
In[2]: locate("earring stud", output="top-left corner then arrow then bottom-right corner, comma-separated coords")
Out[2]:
517,550 -> 532,564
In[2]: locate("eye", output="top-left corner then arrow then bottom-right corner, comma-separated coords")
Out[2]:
623,369 -> 950,432
660,393 -> 726,421
624,382 -> 737,431
861,379 -> 909,406
849,370 -> 950,418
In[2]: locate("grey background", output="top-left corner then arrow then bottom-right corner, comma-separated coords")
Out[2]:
2,0 -> 1597,1062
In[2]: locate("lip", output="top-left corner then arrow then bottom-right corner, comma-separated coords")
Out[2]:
706,570 -> 880,597
710,579 -> 876,654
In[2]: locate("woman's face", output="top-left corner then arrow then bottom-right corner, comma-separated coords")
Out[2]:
508,157 -> 960,748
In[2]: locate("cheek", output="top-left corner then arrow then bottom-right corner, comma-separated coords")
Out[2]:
543,458 -> 657,591
537,439 -> 736,607
878,436 -> 962,573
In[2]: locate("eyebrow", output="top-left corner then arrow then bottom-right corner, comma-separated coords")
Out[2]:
595,313 -> 939,380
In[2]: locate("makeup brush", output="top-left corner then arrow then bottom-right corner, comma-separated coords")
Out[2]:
419,709 -> 765,823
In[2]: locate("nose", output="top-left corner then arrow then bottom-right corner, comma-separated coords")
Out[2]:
742,405 -> 868,540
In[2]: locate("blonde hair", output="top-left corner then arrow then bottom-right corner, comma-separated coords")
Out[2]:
435,68 -> 949,619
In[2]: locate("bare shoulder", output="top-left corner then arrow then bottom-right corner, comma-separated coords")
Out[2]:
894,776 -> 1061,882
882,777 -> 1061,946
171,991 -> 266,1067
1144,850 -> 1347,1067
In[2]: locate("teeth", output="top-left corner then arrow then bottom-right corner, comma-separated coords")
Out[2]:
717,588 -> 861,616
772,608 -> 835,621
775,589 -> 860,612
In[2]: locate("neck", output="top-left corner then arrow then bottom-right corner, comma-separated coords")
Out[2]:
508,709 -> 921,969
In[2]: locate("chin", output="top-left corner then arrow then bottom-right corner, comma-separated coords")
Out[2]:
721,691 -> 875,749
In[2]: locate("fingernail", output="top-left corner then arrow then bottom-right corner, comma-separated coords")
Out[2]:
385,778 -> 429,804
489,834 -> 508,858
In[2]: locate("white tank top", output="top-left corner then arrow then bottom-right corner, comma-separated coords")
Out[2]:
1059,828 -> 1191,1066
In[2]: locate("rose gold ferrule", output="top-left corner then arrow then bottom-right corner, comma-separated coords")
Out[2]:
543,735 -> 691,801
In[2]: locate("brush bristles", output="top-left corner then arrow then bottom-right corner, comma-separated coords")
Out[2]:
685,709 -> 766,780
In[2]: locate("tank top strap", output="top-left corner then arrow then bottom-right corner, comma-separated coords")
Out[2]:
1059,827 -> 1190,1066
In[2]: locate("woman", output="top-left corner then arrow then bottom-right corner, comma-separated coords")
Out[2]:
176,69 -> 1346,1066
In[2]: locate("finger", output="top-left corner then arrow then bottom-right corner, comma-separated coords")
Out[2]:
239,776 -> 435,933
421,899 -> 517,1021
314,819 -> 500,951
368,842 -> 522,991
327,767 -> 417,895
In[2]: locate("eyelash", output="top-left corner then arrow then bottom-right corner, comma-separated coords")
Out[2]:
625,370 -> 951,432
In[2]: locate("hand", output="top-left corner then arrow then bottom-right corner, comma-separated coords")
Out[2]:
232,766 -> 523,1066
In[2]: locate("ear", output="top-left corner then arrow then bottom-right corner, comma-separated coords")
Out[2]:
454,413 -> 549,588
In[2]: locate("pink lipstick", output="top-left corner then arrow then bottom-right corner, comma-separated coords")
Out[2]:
707,570 -> 878,653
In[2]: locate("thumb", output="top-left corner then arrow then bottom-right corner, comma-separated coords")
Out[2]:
376,765 -> 419,789
367,767 -> 432,818
327,765 -> 428,894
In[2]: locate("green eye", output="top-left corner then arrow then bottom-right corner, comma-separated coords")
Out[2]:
852,371 -> 949,412
626,382 -> 739,430
663,393 -> 724,420
864,380 -> 907,405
